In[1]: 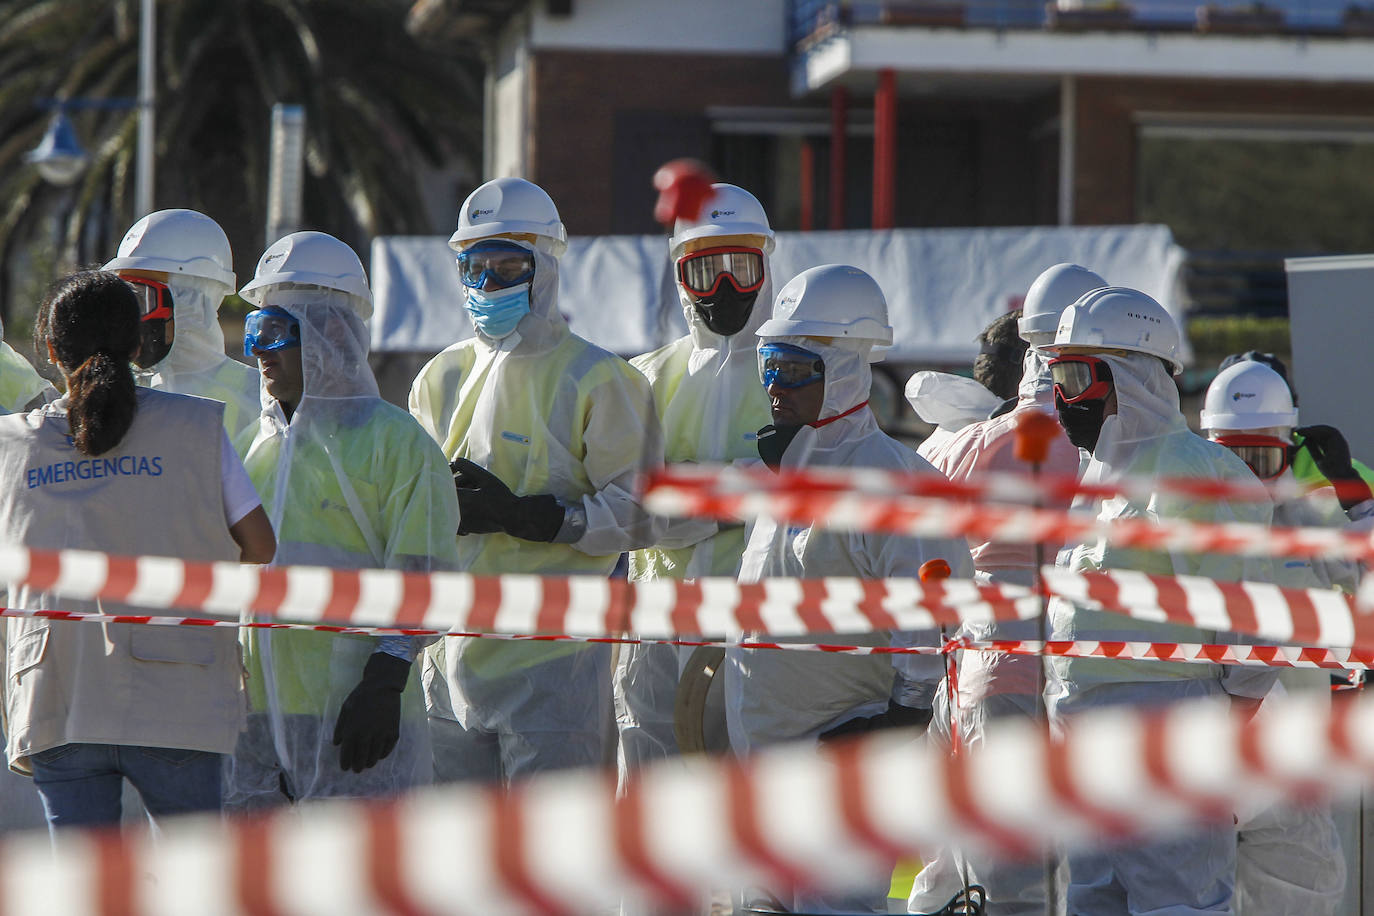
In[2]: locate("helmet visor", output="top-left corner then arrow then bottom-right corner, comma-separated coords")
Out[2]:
678,247 -> 764,298
244,306 -> 301,358
1049,355 -> 1113,403
455,240 -> 535,290
758,342 -> 824,390
123,276 -> 173,323
1213,434 -> 1291,481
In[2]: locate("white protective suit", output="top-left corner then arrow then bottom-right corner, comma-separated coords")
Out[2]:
907,370 -> 1003,460
728,335 -> 974,915
1046,352 -> 1278,916
409,244 -> 663,784
615,257 -> 774,773
908,346 -> 1081,916
1230,480 -> 1351,916
224,290 -> 460,809
138,275 -> 261,448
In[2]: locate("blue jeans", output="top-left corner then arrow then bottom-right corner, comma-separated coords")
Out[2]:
28,743 -> 223,831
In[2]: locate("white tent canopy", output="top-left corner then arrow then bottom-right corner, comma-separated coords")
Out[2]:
370,224 -> 1188,365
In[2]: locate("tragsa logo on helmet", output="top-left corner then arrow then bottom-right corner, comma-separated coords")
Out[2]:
1231,391 -> 1257,402
471,208 -> 495,219
711,209 -> 736,219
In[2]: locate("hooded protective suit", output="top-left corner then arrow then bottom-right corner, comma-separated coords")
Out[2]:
728,332 -> 973,915
728,334 -> 975,746
614,248 -> 774,773
1046,351 -> 1277,915
908,346 -> 1081,916
225,289 -> 460,808
138,275 -> 261,447
409,243 -> 663,783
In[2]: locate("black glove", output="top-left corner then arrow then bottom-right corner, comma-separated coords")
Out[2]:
756,424 -> 802,472
1296,425 -> 1373,510
450,457 -> 564,542
333,652 -> 411,773
817,700 -> 934,743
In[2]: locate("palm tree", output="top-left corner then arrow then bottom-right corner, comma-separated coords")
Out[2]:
0,0 -> 481,325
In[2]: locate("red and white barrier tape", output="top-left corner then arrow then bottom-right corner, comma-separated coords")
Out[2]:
644,478 -> 1374,568
2,545 -> 1370,651
648,462 -> 1371,512
7,605 -> 1369,672
3,687 -> 1372,915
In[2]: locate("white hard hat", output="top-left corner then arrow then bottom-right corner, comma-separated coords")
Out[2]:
1200,360 -> 1298,431
1051,286 -> 1183,375
669,183 -> 775,257
103,209 -> 235,292
757,264 -> 893,346
1020,263 -> 1106,346
240,231 -> 373,321
449,177 -> 568,257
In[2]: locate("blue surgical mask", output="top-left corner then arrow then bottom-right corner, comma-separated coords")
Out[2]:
465,282 -> 531,339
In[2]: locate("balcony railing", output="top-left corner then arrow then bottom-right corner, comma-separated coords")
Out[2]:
790,0 -> 1374,44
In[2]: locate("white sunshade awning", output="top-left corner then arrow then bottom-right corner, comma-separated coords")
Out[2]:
369,223 -> 1188,365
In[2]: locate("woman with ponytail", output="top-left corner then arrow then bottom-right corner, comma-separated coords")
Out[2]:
0,270 -> 274,832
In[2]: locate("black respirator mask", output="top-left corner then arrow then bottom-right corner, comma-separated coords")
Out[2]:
691,286 -> 757,337
1055,396 -> 1110,453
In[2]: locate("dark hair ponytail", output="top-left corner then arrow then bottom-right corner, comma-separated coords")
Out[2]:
35,271 -> 140,456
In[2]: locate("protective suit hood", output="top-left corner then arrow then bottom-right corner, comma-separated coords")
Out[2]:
1016,345 -> 1057,407
263,288 -> 379,408
462,242 -> 566,355
1078,351 -> 1186,480
136,275 -> 237,393
766,334 -> 871,426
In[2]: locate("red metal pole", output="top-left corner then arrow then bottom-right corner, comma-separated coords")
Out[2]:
872,68 -> 896,230
828,86 -> 848,230
799,139 -> 815,232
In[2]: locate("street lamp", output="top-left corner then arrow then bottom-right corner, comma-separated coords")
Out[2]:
25,111 -> 87,186
26,0 -> 155,214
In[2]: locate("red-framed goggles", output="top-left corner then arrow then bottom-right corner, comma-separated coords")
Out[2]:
1212,434 -> 1292,481
123,276 -> 173,323
677,246 -> 764,298
1048,355 -> 1114,404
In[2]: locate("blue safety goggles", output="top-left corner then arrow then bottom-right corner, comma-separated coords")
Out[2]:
455,239 -> 536,290
243,306 -> 301,357
758,342 -> 825,389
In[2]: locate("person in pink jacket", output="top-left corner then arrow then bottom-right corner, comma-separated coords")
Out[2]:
907,264 -> 1101,916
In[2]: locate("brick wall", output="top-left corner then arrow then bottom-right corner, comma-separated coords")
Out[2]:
530,49 -> 792,235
